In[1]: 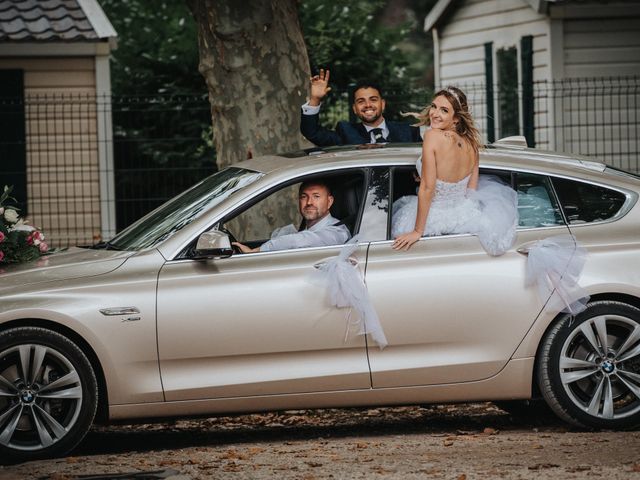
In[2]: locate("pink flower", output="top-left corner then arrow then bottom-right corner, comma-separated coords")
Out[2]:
0,231 -> 4,243
0,251 -> 4,262
39,242 -> 49,253
26,233 -> 34,245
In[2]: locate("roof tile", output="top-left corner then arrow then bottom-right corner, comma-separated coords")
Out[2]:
0,0 -> 102,42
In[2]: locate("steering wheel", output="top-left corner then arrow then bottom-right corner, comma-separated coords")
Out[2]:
219,226 -> 242,254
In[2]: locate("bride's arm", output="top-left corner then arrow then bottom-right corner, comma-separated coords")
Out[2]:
392,131 -> 438,251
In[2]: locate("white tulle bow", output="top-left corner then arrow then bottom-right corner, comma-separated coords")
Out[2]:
525,234 -> 589,315
310,239 -> 388,349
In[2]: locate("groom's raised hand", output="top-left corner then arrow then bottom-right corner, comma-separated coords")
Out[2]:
309,68 -> 331,106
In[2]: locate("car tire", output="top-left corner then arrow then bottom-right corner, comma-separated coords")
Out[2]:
537,301 -> 640,429
0,327 -> 98,462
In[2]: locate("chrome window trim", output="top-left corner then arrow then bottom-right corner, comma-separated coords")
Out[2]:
480,165 -> 638,227
548,174 -> 637,227
166,241 -> 357,264
168,164 -> 373,261
165,159 -> 638,260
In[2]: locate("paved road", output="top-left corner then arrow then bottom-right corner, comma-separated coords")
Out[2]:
1,403 -> 639,479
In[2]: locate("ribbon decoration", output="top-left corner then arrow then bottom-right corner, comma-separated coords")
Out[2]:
525,234 -> 589,315
310,238 -> 388,349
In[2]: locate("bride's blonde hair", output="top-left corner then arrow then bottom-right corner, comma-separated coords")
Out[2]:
405,86 -> 483,155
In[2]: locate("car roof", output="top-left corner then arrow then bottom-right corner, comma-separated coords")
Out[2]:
235,143 -> 612,180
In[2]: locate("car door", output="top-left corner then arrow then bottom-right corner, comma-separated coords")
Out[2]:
362,168 -> 572,387
156,174 -> 371,402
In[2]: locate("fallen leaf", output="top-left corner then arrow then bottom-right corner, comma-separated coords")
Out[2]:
528,463 -> 560,470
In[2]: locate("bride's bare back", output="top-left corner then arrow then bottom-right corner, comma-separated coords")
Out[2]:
423,128 -> 477,184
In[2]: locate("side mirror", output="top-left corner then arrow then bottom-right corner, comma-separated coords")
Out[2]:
194,230 -> 233,259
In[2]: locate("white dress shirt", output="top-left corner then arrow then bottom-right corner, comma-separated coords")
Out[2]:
260,214 -> 351,252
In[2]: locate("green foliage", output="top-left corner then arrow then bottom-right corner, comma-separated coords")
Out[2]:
101,0 -> 205,94
299,0 -> 434,121
300,0 -> 411,92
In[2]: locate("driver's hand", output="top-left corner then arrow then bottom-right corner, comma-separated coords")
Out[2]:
232,242 -> 260,254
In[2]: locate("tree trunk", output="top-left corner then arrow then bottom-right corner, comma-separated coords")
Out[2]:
186,0 -> 310,169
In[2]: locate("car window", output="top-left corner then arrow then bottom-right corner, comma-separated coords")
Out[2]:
108,167 -> 263,250
359,168 -> 389,242
221,171 -> 365,251
225,183 -> 300,244
551,177 -> 627,224
516,173 -> 564,228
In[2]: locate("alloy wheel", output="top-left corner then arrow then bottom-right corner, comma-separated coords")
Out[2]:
559,314 -> 640,420
0,343 -> 84,452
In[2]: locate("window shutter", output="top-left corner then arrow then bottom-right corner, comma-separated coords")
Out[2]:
521,35 -> 535,147
484,43 -> 495,143
0,70 -> 27,212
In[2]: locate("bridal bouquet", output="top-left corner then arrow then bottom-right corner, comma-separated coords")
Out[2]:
0,185 -> 49,264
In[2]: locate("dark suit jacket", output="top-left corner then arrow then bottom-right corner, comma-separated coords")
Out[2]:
300,111 -> 422,147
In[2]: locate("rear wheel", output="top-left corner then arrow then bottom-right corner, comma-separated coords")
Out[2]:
537,301 -> 640,429
0,327 -> 97,461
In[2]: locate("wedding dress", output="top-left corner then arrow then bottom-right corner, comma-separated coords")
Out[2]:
392,158 -> 519,256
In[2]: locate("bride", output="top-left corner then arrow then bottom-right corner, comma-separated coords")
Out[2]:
392,86 -> 518,254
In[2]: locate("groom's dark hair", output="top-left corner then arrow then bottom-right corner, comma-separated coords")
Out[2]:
352,81 -> 384,102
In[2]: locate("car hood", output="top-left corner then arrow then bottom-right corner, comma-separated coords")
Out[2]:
0,247 -> 135,291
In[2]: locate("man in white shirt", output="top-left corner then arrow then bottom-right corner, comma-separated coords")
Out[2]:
232,180 -> 351,253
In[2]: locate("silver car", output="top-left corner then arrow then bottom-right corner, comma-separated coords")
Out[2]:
1,139 -> 640,461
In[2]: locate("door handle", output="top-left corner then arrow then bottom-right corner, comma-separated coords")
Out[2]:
516,240 -> 543,256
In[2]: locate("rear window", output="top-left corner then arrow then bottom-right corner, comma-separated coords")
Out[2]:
551,177 -> 627,224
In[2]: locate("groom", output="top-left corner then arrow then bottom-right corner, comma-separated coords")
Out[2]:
300,69 -> 421,146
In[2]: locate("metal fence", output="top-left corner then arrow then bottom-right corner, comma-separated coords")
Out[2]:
0,76 -> 638,248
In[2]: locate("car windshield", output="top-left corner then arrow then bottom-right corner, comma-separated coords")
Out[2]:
102,167 -> 263,251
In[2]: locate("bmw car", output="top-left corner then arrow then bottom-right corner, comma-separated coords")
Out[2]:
1,137 -> 640,461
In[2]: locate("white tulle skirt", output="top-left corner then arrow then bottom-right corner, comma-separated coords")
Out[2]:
392,176 -> 518,256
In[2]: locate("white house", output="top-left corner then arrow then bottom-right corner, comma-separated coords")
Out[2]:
425,0 -> 640,171
0,0 -> 117,247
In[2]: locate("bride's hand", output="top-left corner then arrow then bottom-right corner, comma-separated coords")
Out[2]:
392,230 -> 422,251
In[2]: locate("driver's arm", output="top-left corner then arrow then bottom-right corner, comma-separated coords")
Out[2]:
232,242 -> 260,253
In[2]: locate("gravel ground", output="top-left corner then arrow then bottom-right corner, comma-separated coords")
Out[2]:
1,403 -> 639,479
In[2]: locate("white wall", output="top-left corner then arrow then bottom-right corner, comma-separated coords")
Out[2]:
435,0 -> 549,143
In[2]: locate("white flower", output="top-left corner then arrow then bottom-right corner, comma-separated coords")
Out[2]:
0,207 -> 4,215
11,223 -> 35,232
4,209 -> 19,224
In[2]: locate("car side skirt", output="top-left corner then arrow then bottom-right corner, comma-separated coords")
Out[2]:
109,357 -> 534,421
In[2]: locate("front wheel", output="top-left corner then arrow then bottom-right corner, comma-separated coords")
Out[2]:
0,327 -> 98,461
537,301 -> 640,429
